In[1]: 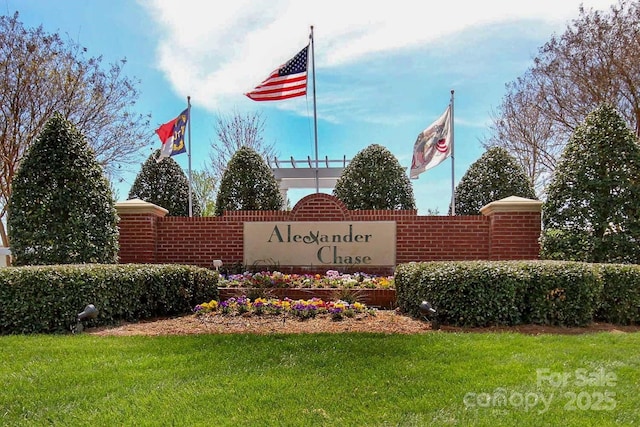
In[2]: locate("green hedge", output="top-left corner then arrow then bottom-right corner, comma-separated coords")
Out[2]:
395,260 -> 639,327
395,261 -> 524,327
0,264 -> 219,335
517,261 -> 602,326
595,263 -> 640,325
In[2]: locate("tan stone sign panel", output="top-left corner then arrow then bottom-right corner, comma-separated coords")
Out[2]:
244,221 -> 396,267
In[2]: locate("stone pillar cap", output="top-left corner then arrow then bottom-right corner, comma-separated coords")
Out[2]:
115,198 -> 168,217
480,196 -> 542,216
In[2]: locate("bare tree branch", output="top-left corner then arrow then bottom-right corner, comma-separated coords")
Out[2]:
484,0 -> 640,198
0,12 -> 151,246
208,109 -> 277,187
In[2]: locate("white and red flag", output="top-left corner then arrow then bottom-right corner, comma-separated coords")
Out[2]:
410,105 -> 452,179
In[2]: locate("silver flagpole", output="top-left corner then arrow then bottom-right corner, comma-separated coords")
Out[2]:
450,89 -> 455,216
310,26 -> 319,193
187,96 -> 193,217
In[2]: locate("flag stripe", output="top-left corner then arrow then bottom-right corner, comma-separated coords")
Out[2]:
259,73 -> 308,87
245,80 -> 307,100
249,78 -> 307,93
246,76 -> 308,100
247,81 -> 308,96
256,77 -> 308,91
247,90 -> 307,101
245,45 -> 309,102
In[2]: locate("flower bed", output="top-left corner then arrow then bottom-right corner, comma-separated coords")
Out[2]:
217,270 -> 397,308
220,270 -> 394,289
194,296 -> 377,321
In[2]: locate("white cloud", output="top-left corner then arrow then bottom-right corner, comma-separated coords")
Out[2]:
139,0 -> 617,112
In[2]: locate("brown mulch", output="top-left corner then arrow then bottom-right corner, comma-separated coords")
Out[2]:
86,310 -> 640,337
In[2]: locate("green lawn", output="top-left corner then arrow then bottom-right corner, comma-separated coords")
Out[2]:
1,331 -> 638,426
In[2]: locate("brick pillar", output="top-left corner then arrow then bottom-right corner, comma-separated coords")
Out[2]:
115,199 -> 168,264
480,196 -> 542,260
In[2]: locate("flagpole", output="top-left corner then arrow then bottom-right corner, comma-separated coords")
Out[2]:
310,26 -> 319,193
450,89 -> 455,216
187,96 -> 193,217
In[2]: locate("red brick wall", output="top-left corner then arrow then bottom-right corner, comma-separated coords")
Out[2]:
118,213 -> 159,263
117,194 -> 541,272
487,211 -> 542,260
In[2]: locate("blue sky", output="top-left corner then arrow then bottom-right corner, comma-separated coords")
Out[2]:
8,0 -> 617,214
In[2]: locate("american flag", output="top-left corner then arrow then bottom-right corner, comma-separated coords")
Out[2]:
245,45 -> 309,101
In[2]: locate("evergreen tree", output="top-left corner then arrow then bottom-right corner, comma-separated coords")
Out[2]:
7,113 -> 119,265
453,147 -> 536,215
541,104 -> 640,263
215,146 -> 283,215
128,150 -> 201,217
333,144 -> 415,210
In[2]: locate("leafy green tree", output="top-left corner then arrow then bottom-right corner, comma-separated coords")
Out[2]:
7,113 -> 119,265
541,104 -> 640,263
453,147 -> 536,215
128,150 -> 201,217
333,144 -> 415,210
215,146 -> 283,215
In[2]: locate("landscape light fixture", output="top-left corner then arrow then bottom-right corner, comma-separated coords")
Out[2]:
213,260 -> 223,271
419,300 -> 439,330
72,304 -> 98,334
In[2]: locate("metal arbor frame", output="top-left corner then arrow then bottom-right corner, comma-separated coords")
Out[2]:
270,156 -> 350,201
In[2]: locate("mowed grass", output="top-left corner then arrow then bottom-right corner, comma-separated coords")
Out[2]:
1,331 -> 639,426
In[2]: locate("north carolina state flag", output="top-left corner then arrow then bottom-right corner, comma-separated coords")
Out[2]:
155,108 -> 188,162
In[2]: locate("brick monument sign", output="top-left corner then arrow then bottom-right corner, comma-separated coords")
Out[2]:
116,193 -> 542,275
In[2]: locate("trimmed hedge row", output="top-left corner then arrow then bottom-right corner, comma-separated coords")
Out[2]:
596,263 -> 640,325
0,264 -> 219,334
395,260 -> 640,327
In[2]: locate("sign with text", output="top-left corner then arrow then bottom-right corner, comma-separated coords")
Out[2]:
244,221 -> 396,267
